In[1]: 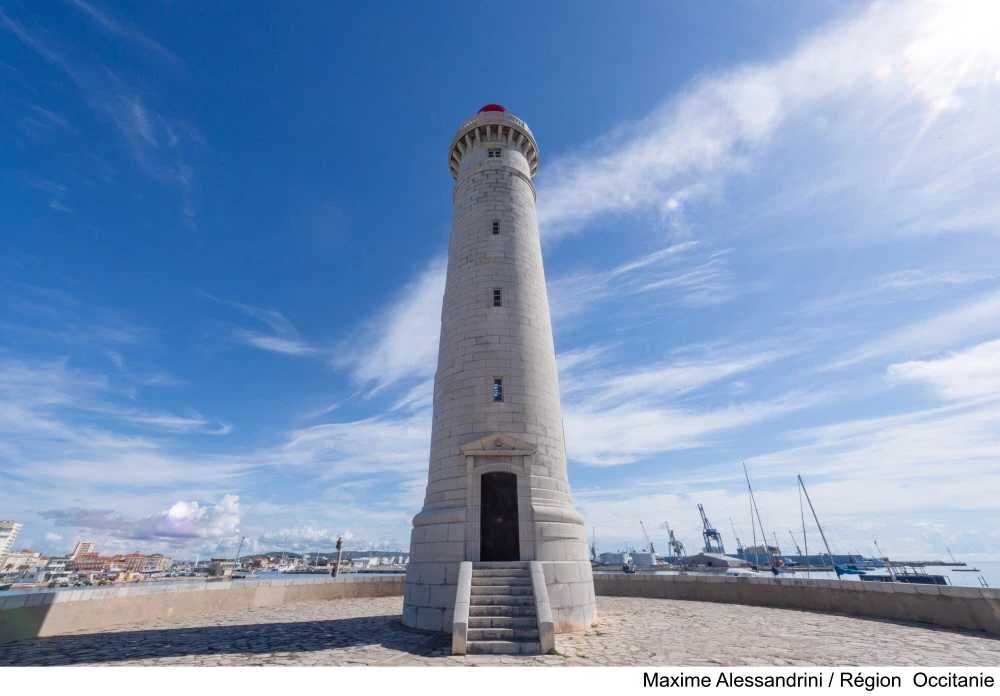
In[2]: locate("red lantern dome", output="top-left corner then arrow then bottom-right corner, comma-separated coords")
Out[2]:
478,104 -> 507,113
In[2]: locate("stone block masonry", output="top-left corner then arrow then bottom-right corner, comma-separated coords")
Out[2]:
593,573 -> 1000,635
404,106 -> 596,634
0,575 -> 403,645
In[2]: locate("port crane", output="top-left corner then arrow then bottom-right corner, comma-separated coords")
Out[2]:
698,503 -> 725,554
664,521 -> 685,561
639,521 -> 656,556
729,518 -> 745,555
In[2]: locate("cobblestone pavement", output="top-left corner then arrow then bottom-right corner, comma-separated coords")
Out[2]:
2,597 -> 997,666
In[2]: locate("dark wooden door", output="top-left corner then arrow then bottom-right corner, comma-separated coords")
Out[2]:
480,472 -> 520,562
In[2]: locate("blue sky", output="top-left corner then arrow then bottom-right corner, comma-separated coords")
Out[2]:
2,0 -> 999,561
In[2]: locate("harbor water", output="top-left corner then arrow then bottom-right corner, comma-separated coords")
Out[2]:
596,561 -> 1000,589
5,564 -> 996,597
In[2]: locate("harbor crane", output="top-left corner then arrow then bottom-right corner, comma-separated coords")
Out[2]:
729,518 -> 745,555
639,521 -> 656,555
698,503 -> 725,554
664,521 -> 685,561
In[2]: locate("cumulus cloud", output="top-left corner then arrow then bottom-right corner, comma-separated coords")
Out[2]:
41,495 -> 241,542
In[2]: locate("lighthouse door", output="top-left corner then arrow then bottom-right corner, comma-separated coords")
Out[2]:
480,471 -> 520,562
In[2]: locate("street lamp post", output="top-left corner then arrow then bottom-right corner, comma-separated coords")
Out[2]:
332,537 -> 343,577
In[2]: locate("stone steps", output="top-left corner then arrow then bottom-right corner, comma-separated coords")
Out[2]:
469,594 -> 534,606
468,616 -> 538,629
467,640 -> 542,656
471,575 -> 531,586
468,627 -> 540,642
464,561 -> 543,656
470,585 -> 532,596
472,562 -> 529,570
469,604 -> 537,618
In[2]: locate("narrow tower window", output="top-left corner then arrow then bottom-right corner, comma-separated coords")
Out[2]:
493,378 -> 504,403
492,220 -> 500,235
488,148 -> 501,158
493,287 -> 502,307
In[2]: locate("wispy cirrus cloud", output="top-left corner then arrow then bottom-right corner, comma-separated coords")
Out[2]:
339,256 -> 446,394
67,0 -> 182,68
536,1 -> 1000,242
888,338 -> 1000,401
558,342 -> 814,466
825,289 -> 1000,371
202,292 -> 322,357
548,241 -> 733,324
0,6 -> 197,224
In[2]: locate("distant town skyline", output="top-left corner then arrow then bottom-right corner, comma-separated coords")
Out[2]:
1,1 -> 999,561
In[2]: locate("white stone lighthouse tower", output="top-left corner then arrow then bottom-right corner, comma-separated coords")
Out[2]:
403,105 -> 597,637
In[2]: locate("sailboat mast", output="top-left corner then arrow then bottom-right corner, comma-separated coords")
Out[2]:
744,463 -> 773,566
798,474 -> 834,565
873,537 -> 896,580
799,486 -> 810,574
234,536 -> 246,571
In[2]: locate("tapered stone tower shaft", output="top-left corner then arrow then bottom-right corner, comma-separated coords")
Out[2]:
403,105 -> 597,633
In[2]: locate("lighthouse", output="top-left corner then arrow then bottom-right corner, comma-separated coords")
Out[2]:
402,105 -> 597,638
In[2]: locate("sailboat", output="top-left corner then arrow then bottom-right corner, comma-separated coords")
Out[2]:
743,464 -> 794,576
797,474 -> 864,577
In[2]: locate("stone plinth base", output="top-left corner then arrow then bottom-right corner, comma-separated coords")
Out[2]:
402,558 -> 597,634
540,560 -> 597,631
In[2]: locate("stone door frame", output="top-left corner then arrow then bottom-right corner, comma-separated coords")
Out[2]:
460,433 -> 537,562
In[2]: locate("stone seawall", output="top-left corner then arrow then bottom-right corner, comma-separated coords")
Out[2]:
4,573 -> 997,646
594,573 -> 1000,635
0,575 -> 404,645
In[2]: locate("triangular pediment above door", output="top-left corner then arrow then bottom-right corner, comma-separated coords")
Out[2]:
459,432 -> 538,456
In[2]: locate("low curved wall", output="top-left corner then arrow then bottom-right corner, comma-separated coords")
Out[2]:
4,572 -> 996,645
594,573 -> 1000,635
0,575 -> 404,645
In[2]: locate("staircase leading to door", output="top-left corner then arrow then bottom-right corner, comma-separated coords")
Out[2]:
466,562 -> 541,655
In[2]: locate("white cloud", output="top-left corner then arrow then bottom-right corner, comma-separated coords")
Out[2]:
536,1 -> 1000,240
202,294 -> 321,357
67,0 -> 182,67
826,290 -> 1000,370
40,494 -> 242,544
559,343 -> 812,466
888,338 -> 1000,400
343,256 -> 446,393
233,330 -> 319,356
547,242 -> 733,323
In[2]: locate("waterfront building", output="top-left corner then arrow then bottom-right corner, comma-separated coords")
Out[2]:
112,553 -> 150,572
69,541 -> 96,559
70,554 -> 114,572
403,105 -> 597,634
144,554 -> 172,572
0,549 -> 44,572
679,553 -> 749,568
208,558 -> 234,577
599,552 -> 631,566
632,552 -> 658,567
45,558 -> 70,572
0,521 -> 22,563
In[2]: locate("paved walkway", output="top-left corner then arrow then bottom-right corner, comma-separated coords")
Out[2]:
2,596 -> 997,666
